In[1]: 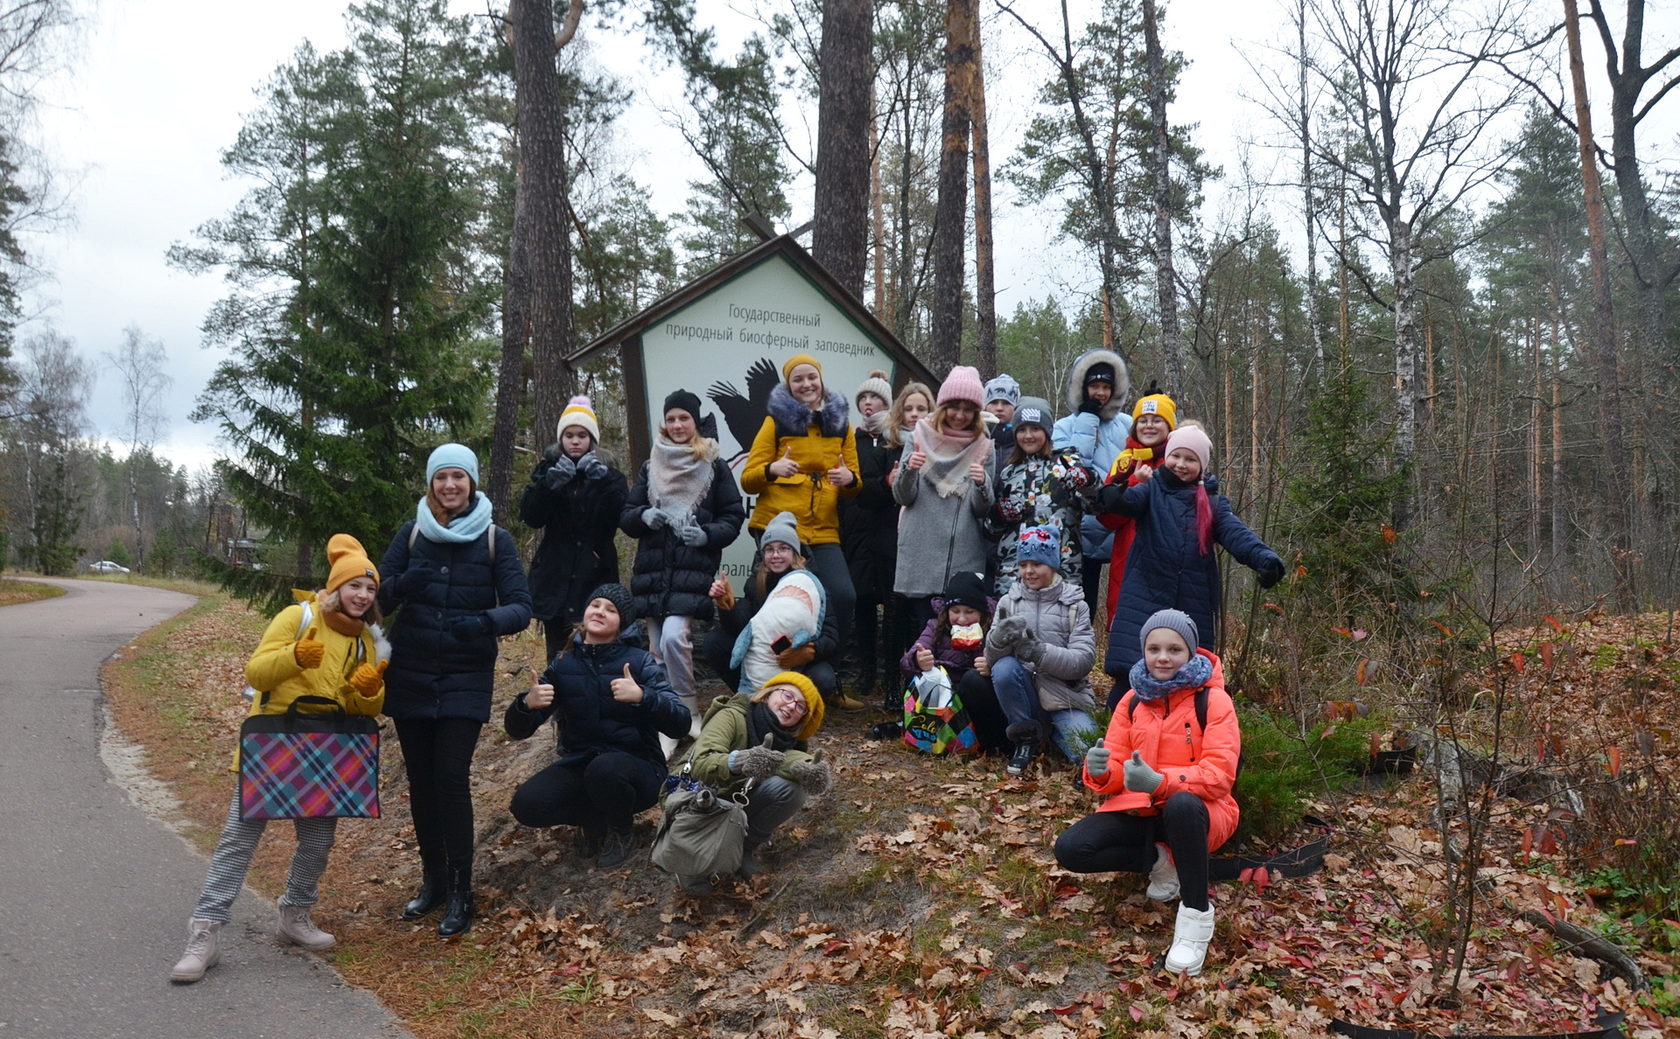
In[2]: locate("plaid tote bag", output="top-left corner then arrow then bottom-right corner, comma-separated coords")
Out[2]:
239,695 -> 380,820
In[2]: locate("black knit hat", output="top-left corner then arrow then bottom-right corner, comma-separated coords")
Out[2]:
1085,362 -> 1117,386
585,583 -> 636,626
662,389 -> 703,423
941,571 -> 989,613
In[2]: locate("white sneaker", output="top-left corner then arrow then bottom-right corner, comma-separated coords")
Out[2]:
1164,902 -> 1215,975
170,918 -> 221,983
278,904 -> 336,951
1145,843 -> 1180,901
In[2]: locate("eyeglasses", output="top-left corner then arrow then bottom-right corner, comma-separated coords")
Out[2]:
770,687 -> 808,718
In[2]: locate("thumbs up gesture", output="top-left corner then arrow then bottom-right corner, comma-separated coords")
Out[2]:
826,451 -> 853,487
735,732 -> 785,779
348,659 -> 387,696
769,445 -> 799,479
1122,750 -> 1165,795
294,626 -> 325,669
610,662 -> 644,704
525,668 -> 555,710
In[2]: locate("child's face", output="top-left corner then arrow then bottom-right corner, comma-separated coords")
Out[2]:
561,427 -> 594,458
1134,414 -> 1170,446
857,392 -> 887,418
984,399 -> 1015,423
946,603 -> 981,626
1014,425 -> 1047,455
1143,628 -> 1191,681
339,575 -> 377,618
581,597 -> 622,643
761,541 -> 798,573
944,401 -> 979,431
1086,381 -> 1113,406
789,365 -> 824,405
1018,560 -> 1054,589
1164,446 -> 1203,482
663,408 -> 696,444
901,393 -> 932,427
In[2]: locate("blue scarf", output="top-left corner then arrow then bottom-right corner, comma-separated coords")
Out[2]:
1127,650 -> 1214,704
414,491 -> 494,544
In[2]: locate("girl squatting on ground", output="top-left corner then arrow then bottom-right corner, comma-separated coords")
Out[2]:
171,535 -> 388,983
1054,609 -> 1242,976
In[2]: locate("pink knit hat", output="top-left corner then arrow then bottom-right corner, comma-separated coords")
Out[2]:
936,365 -> 985,407
1164,425 -> 1212,473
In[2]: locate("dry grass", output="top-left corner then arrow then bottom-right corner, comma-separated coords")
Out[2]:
0,577 -> 65,606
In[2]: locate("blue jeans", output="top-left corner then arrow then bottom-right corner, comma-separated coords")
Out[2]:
989,656 -> 1097,762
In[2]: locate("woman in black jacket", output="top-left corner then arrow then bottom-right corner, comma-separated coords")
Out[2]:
505,584 -> 691,868
840,371 -> 908,711
379,443 -> 531,937
521,395 -> 629,663
619,389 -> 745,753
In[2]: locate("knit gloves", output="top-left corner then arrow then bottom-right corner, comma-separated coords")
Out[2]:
679,525 -> 708,547
543,455 -> 576,490
1014,635 -> 1045,665
580,454 -> 610,480
449,614 -> 493,642
987,615 -> 1029,653
1085,743 -> 1111,777
642,507 -> 669,530
1257,555 -> 1287,589
294,629 -> 324,669
1123,751 -> 1164,795
788,751 -> 832,796
348,660 -> 388,697
733,733 -> 784,780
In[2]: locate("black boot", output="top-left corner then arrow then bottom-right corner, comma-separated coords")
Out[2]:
401,866 -> 446,920
437,868 -> 475,938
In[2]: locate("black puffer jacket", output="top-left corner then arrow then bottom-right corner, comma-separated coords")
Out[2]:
379,521 -> 532,722
620,456 -> 745,621
840,422 -> 902,600
520,450 -> 629,624
503,627 -> 690,773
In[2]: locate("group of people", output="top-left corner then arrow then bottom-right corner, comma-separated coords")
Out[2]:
171,347 -> 1282,983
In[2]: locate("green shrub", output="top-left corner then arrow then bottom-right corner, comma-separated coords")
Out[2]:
1233,699 -> 1387,845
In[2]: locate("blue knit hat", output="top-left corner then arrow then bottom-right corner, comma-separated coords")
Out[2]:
427,443 -> 480,484
1017,525 -> 1061,568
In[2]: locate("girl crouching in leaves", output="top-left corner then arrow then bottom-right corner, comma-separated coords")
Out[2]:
171,535 -> 387,983
1053,610 -> 1240,976
678,671 -> 831,895
899,571 -> 1002,754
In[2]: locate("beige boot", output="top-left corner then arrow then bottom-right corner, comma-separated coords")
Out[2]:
1145,843 -> 1180,901
1164,902 -> 1215,975
278,904 -> 336,951
170,918 -> 221,983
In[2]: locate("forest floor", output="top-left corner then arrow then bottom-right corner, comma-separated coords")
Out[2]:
103,594 -> 1679,1039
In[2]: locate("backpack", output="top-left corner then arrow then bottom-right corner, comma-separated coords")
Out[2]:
1126,685 -> 1243,777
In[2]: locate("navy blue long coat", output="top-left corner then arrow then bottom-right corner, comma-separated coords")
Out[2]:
1098,471 -> 1282,680
619,457 -> 745,622
379,521 -> 532,722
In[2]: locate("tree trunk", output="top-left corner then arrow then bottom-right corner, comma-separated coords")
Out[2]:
812,0 -> 874,300
931,0 -> 976,372
1564,0 -> 1635,608
870,86 -> 886,316
1142,0 -> 1184,399
490,163 -> 532,526
969,10 -> 996,375
1298,0 -> 1325,378
1390,217 -> 1418,533
513,0 -> 577,464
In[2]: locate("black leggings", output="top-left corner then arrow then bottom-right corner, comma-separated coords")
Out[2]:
509,752 -> 663,836
394,717 -> 484,882
1053,792 -> 1212,910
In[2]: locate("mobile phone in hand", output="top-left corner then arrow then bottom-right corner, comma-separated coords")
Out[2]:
771,634 -> 793,654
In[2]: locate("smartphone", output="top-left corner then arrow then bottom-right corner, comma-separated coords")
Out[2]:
771,634 -> 793,654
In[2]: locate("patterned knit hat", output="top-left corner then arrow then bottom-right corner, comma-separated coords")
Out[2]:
558,395 -> 601,442
755,670 -> 825,740
427,443 -> 480,484
937,365 -> 985,407
1017,525 -> 1061,568
1013,396 -> 1054,431
324,533 -> 379,593
983,374 -> 1021,407
1139,608 -> 1199,654
584,582 -> 636,627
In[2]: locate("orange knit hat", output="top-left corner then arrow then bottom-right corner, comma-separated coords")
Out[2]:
325,534 -> 379,594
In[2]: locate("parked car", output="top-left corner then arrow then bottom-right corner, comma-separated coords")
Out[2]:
88,561 -> 131,574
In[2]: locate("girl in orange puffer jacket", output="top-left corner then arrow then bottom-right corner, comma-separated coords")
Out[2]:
1053,609 -> 1240,977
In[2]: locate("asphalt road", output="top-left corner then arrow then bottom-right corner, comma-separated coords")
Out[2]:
0,578 -> 409,1039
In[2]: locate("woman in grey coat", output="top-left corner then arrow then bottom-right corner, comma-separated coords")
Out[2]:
892,366 -> 995,624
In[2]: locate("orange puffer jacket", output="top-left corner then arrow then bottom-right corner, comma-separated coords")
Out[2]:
1082,648 -> 1241,852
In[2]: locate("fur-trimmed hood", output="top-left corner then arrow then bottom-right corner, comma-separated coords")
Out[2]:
768,383 -> 852,439
1063,349 -> 1131,423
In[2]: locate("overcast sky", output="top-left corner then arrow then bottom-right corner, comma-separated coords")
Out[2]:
21,0 -> 1657,474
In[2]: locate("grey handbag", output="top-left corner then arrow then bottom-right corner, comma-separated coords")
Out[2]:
650,752 -> 748,877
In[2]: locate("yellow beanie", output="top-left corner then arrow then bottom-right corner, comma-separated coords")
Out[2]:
1131,393 -> 1178,429
325,534 -> 379,594
756,670 -> 825,740
781,353 -> 823,384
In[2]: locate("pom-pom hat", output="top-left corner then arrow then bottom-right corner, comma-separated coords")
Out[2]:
855,369 -> 894,408
558,395 -> 601,442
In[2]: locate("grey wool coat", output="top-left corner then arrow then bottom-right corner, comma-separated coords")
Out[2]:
890,455 -> 995,599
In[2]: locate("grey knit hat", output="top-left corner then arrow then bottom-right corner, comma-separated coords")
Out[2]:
585,582 -> 636,626
983,373 -> 1021,407
759,511 -> 804,554
855,369 -> 893,409
1139,608 -> 1199,653
1012,396 -> 1055,431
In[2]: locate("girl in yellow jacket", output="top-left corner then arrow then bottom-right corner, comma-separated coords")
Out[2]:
741,354 -> 863,700
170,534 -> 388,984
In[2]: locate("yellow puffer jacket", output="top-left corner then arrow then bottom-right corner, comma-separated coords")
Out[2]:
244,600 -> 385,719
740,409 -> 862,545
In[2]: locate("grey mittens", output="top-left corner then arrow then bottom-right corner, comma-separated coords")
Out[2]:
543,456 -> 576,490
1123,750 -> 1164,795
787,751 -> 832,795
1013,636 -> 1045,665
642,507 -> 669,530
679,525 -> 708,547
733,733 -> 784,780
987,614 -> 1029,652
1085,743 -> 1111,777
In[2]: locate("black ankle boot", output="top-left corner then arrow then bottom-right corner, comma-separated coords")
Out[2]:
401,871 -> 446,920
437,870 -> 475,937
